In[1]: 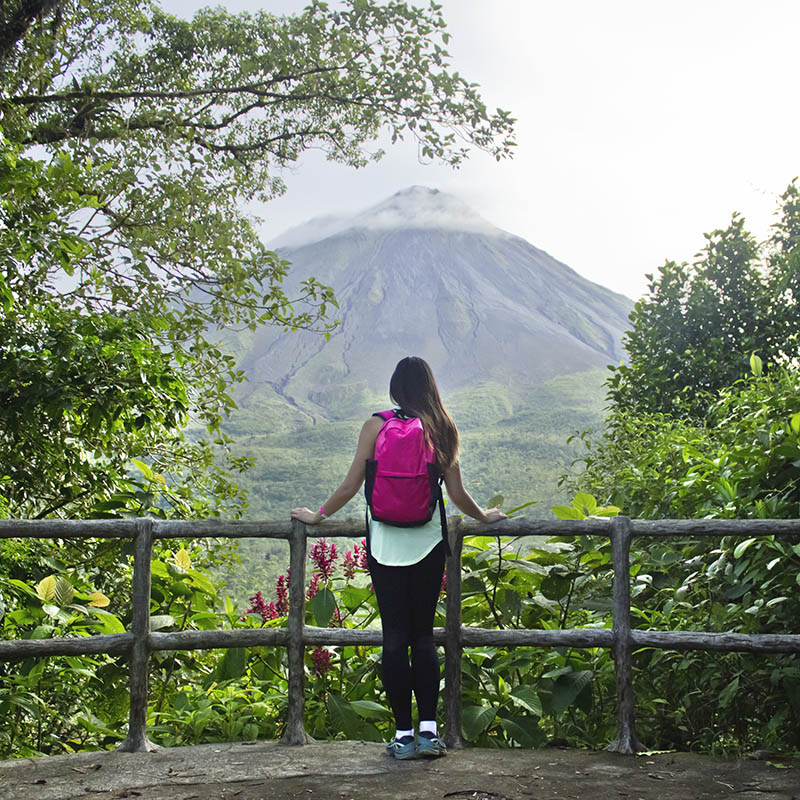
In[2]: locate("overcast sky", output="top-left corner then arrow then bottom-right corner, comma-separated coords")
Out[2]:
163,0 -> 800,299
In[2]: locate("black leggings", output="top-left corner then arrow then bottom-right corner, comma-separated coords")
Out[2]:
367,542 -> 446,730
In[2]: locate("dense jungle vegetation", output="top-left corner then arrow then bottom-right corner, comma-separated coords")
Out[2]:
2,0 -> 800,761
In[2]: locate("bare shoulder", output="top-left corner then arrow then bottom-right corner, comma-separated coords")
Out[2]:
362,414 -> 385,432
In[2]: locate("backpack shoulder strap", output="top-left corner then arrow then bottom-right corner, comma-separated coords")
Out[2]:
372,410 -> 395,422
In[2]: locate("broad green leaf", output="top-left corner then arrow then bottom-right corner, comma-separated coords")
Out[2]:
461,704 -> 497,741
174,548 -> 192,571
87,591 -> 110,608
188,570 -> 217,597
552,505 -> 583,520
749,352 -> 763,377
341,585 -> 372,613
311,588 -> 336,627
718,676 -> 739,708
8,578 -> 39,598
572,492 -> 597,515
540,573 -> 571,601
131,458 -> 153,480
326,693 -> 369,739
594,505 -> 621,517
35,576 -> 57,602
733,538 -> 757,558
149,614 -> 176,631
500,715 -> 546,748
218,647 -> 248,681
791,411 -> 800,435
42,603 -> 67,620
53,577 -> 74,607
350,700 -> 392,720
91,609 -> 126,634
487,493 -> 504,509
509,685 -> 543,716
550,670 -> 593,715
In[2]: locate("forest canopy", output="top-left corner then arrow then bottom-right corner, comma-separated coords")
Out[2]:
0,0 -> 515,519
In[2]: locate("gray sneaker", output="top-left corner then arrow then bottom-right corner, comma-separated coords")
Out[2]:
416,731 -> 446,757
386,735 -> 416,760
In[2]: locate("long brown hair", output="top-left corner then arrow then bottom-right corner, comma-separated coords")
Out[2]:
389,356 -> 459,469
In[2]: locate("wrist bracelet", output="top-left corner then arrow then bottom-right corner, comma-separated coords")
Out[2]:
319,505 -> 329,519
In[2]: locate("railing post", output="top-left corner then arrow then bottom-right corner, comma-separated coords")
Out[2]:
282,519 -> 308,744
606,515 -> 644,754
118,517 -> 158,752
443,519 -> 464,749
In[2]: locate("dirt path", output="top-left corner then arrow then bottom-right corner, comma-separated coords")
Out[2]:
0,741 -> 797,800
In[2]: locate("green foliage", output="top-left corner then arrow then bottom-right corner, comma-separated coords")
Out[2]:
607,185 -> 800,419
562,184 -> 800,755
571,367 -> 800,521
0,0 -> 515,520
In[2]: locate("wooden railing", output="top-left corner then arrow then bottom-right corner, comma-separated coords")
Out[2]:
2,516 -> 800,755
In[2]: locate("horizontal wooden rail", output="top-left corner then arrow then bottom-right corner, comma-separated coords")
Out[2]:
2,515 -> 800,755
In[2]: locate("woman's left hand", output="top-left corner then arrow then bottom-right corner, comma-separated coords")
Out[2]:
290,507 -> 322,524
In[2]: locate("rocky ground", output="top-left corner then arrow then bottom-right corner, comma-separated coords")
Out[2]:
0,740 -> 797,800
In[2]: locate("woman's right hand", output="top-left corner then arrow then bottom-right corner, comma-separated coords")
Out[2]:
291,507 -> 323,524
482,508 -> 508,524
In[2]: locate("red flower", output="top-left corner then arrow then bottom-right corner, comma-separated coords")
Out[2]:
309,538 -> 338,581
307,572 -> 321,600
274,573 -> 289,615
343,550 -> 357,579
355,539 -> 369,570
246,591 -> 278,623
311,647 -> 333,677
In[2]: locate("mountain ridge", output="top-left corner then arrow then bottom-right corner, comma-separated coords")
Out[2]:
233,187 -> 632,421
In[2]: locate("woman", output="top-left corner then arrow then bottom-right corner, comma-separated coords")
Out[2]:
291,356 -> 506,759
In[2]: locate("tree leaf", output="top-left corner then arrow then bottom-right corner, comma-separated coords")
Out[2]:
552,505 -> 584,520
733,538 -> 757,558
87,591 -> 110,608
91,609 -> 126,634
500,715 -> 546,748
487,493 -> 504,509
549,670 -> 593,715
217,647 -> 248,681
572,492 -> 597,515
174,548 -> 192,571
461,704 -> 497,741
149,614 -> 176,631
35,576 -> 57,602
509,685 -> 543,716
350,700 -> 392,720
311,588 -> 336,627
53,577 -> 74,607
540,573 -> 571,601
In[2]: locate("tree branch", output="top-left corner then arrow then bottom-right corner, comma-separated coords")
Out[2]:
0,0 -> 61,63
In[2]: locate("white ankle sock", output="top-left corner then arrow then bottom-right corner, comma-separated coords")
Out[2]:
395,728 -> 414,740
419,720 -> 437,735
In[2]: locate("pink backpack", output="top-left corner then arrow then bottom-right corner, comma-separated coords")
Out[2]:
364,410 -> 450,551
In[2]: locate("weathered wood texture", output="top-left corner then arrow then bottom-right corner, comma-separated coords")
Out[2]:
631,630 -> 800,653
118,519 -> 159,753
282,520 -> 309,745
630,519 -> 800,537
4,516 -> 799,540
5,626 -> 796,662
5,514 -> 800,756
607,517 -> 643,755
149,629 -> 289,651
0,633 -> 134,662
444,525 -> 465,749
